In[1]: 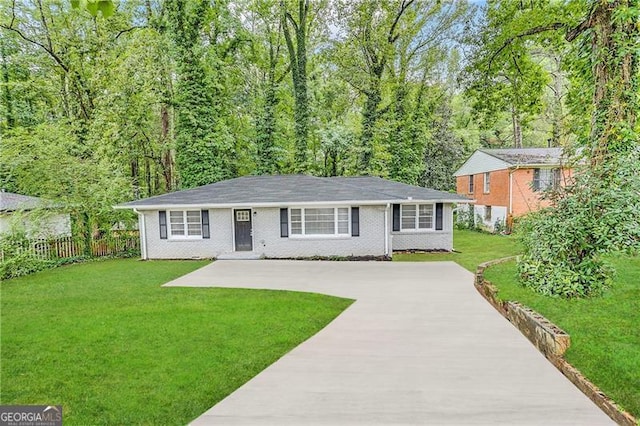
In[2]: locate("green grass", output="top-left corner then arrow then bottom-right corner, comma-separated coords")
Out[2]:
393,228 -> 521,271
485,257 -> 640,418
0,259 -> 353,425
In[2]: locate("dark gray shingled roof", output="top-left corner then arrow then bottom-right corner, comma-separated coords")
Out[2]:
0,191 -> 49,212
480,148 -> 566,166
119,175 -> 469,208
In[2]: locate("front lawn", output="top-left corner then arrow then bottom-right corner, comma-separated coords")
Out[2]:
485,257 -> 640,418
393,228 -> 521,271
0,259 -> 353,425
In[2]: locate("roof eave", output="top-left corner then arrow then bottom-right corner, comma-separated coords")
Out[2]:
115,198 -> 470,210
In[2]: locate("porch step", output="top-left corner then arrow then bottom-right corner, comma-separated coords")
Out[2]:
216,252 -> 263,260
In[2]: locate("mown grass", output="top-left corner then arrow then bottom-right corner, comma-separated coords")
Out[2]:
393,228 -> 521,271
0,259 -> 353,425
485,257 -> 640,418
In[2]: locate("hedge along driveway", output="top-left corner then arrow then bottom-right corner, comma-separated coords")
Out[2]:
0,259 -> 353,425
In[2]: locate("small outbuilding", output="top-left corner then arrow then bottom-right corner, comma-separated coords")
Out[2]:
117,175 -> 470,260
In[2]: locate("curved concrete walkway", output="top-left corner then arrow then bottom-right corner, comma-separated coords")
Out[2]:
164,260 -> 612,425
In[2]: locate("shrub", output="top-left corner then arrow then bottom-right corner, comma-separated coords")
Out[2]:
0,234 -> 51,280
517,151 -> 640,297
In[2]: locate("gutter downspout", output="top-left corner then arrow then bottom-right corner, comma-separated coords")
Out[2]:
509,170 -> 513,217
384,203 -> 390,258
133,208 -> 147,260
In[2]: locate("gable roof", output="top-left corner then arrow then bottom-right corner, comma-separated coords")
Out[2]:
454,148 -> 571,176
0,191 -> 49,212
118,175 -> 470,209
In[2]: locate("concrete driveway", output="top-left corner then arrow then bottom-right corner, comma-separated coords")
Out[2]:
164,260 -> 612,425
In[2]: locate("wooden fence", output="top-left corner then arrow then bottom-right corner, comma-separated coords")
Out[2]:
1,232 -> 140,262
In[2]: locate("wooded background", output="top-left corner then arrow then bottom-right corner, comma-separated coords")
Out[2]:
1,0 -> 637,236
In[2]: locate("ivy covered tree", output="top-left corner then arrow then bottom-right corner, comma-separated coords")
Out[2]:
500,0 -> 640,297
166,0 -> 237,188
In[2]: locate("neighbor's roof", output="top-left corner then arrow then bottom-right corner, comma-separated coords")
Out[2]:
118,175 -> 470,209
482,148 -> 566,165
0,191 -> 50,212
454,147 -> 575,176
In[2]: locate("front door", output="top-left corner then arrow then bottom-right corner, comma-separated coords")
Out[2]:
234,209 -> 253,251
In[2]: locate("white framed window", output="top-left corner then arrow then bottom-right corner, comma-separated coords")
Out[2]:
169,210 -> 202,238
468,175 -> 474,193
290,207 -> 350,237
484,172 -> 491,193
401,204 -> 434,231
533,168 -> 560,191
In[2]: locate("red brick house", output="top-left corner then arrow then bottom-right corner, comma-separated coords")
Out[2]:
453,148 -> 575,230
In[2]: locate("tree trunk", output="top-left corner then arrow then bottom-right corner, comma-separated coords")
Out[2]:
589,0 -> 638,170
283,0 -> 310,172
1,40 -> 15,128
511,106 -> 523,148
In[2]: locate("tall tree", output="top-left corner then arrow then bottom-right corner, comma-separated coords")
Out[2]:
281,0 -> 312,172
166,0 -> 236,188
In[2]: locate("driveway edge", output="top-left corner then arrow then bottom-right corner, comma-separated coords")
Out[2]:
475,257 -> 638,426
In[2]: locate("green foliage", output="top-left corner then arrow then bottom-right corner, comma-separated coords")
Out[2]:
70,0 -> 115,18
0,233 -> 49,280
517,152 -> 640,297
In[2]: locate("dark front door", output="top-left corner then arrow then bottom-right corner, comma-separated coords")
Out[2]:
234,209 -> 253,251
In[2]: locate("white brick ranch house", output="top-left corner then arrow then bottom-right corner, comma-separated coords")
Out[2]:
117,175 -> 470,260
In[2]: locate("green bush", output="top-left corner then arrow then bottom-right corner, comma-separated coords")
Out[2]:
0,234 -> 51,280
517,152 -> 640,297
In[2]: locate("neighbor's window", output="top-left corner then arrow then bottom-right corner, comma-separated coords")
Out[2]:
484,172 -> 491,193
401,204 -> 434,231
169,210 -> 202,238
468,175 -> 474,193
485,205 -> 492,221
533,168 -> 560,191
290,207 -> 349,236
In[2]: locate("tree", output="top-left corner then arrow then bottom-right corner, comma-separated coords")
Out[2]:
281,0 -> 313,172
166,0 -> 237,188
483,0 -> 640,296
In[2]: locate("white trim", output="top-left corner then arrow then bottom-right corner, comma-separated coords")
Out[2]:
115,199 -> 470,211
384,203 -> 389,256
399,203 -> 435,232
133,208 -> 147,260
288,206 -> 351,238
167,209 -> 203,240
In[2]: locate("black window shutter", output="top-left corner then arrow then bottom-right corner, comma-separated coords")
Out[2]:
351,207 -> 360,237
280,208 -> 288,237
533,168 -> 540,191
201,210 -> 210,239
435,203 -> 443,231
159,210 -> 167,239
392,204 -> 400,232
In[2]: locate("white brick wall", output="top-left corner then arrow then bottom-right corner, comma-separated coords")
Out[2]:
143,209 -> 233,259
140,203 -> 455,259
253,206 -> 386,258
390,204 -> 454,251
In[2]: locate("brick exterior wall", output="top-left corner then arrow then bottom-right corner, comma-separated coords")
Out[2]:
139,203 -> 456,259
455,167 -> 573,220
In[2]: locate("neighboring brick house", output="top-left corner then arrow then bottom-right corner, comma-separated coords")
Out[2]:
453,148 -> 575,230
117,175 -> 470,260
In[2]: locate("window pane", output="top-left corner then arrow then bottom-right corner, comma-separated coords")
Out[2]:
187,224 -> 202,236
305,208 -> 335,235
401,205 -> 416,230
337,208 -> 349,234
290,209 -> 302,235
418,204 -> 433,229
169,211 -> 185,236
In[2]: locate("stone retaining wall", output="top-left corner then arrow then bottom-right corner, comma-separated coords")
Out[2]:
476,257 -> 637,426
